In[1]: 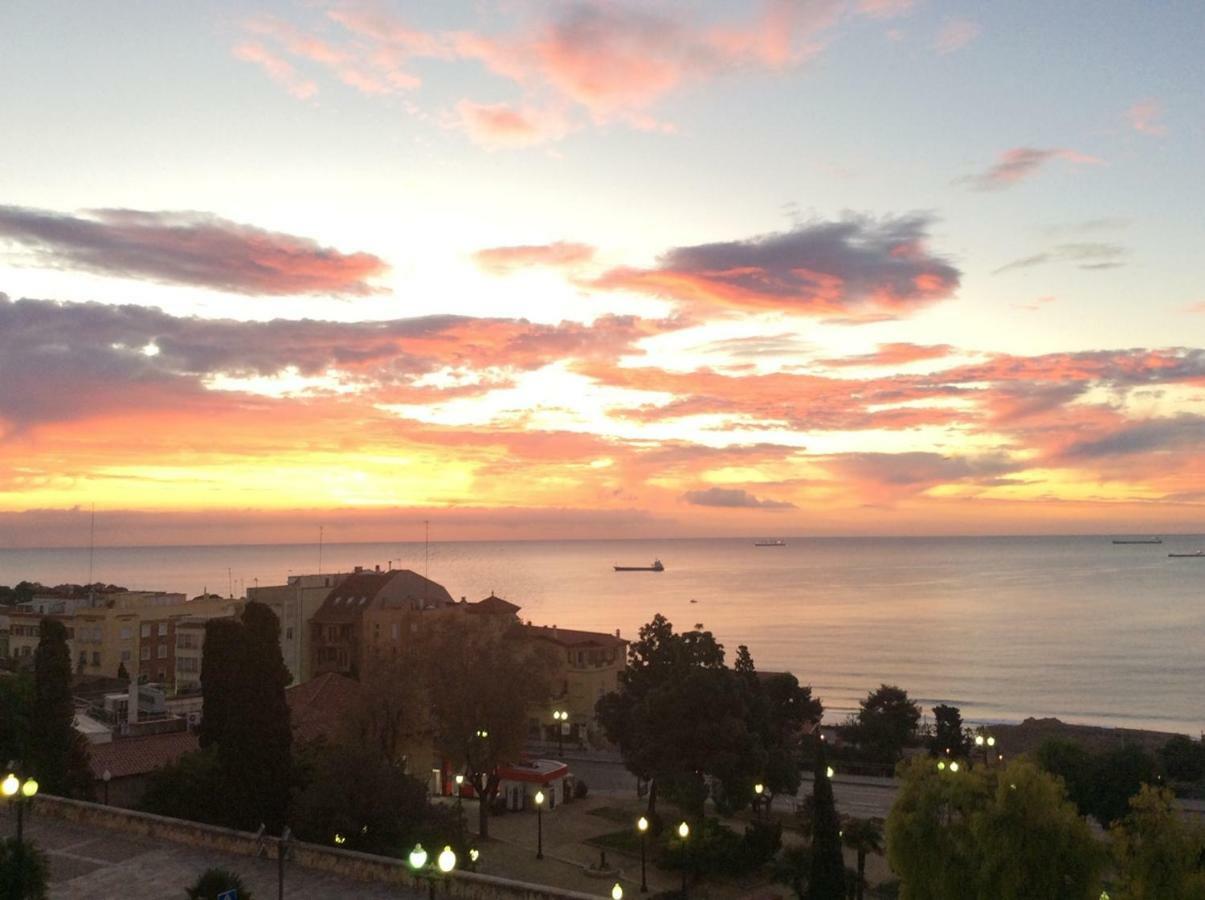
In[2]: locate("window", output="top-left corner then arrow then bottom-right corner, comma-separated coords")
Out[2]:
140,624 -> 150,638
178,657 -> 198,673
285,627 -> 293,640
92,651 -> 100,666
158,623 -> 168,637
157,670 -> 165,681
121,650 -> 131,662
391,623 -> 400,640
157,645 -> 168,659
121,626 -> 132,640
78,651 -> 87,666
141,646 -> 150,661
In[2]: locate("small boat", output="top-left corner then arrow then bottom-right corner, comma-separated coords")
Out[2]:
614,559 -> 665,572
754,539 -> 786,547
1112,538 -> 1162,544
1168,551 -> 1204,558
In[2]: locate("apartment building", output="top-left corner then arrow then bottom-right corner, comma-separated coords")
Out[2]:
247,571 -> 353,684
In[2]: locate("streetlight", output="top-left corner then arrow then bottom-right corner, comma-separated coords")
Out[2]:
677,821 -> 690,899
534,790 -> 545,860
636,815 -> 649,893
102,769 -> 111,806
552,710 -> 568,757
277,826 -> 292,900
753,782 -> 765,819
612,883 -> 624,900
409,843 -> 457,900
2,772 -> 38,843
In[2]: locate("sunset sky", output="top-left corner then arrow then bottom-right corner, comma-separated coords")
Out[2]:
1,0 -> 1202,546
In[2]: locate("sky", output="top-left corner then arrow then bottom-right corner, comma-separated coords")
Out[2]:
0,0 -> 1202,547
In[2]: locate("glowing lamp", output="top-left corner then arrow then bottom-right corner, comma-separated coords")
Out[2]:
950,762 -> 960,773
975,735 -> 984,747
937,761 -> 946,771
826,766 -> 835,779
438,845 -> 457,873
1,774 -> 17,797
677,821 -> 689,840
469,848 -> 480,863
409,843 -> 428,870
534,790 -> 545,806
21,779 -> 37,798
334,833 -> 346,846
987,736 -> 996,747
455,774 -> 464,786
612,883 -> 624,900
753,782 -> 764,795
637,816 -> 649,833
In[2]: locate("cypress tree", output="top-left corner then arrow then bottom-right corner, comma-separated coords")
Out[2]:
30,618 -> 93,798
198,617 -> 245,750
219,602 -> 293,831
807,738 -> 846,900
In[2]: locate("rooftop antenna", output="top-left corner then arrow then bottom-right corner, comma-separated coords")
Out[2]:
228,568 -> 233,599
318,525 -> 324,575
87,502 -> 96,605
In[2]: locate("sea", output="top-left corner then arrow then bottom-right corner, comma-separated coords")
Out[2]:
2,535 -> 1202,736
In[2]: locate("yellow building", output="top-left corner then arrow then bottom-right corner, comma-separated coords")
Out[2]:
523,624 -> 627,747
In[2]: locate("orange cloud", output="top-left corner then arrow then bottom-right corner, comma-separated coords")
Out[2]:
473,241 -> 597,274
591,215 -> 959,319
0,206 -> 388,296
454,100 -> 571,149
232,42 -> 318,99
963,147 -> 1103,191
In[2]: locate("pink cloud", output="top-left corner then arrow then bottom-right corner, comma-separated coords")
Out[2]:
232,42 -> 317,99
454,100 -> 571,149
473,242 -> 597,275
1186,301 -> 1205,315
933,18 -> 981,54
857,0 -> 916,19
964,147 -> 1104,191
1127,99 -> 1167,136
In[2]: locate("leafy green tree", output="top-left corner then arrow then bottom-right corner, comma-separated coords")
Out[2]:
1158,735 -> 1205,784
422,616 -> 556,839
29,618 -> 93,798
291,740 -> 434,855
1035,738 -> 1093,812
927,705 -> 971,759
755,672 -> 824,804
1109,784 -> 1205,900
845,685 -> 920,764
198,617 -> 243,750
186,868 -> 253,900
1037,739 -> 1158,826
808,739 -> 846,900
139,747 -> 226,826
0,673 -> 32,767
0,837 -> 49,900
842,818 -> 884,900
220,602 -> 294,832
886,757 -> 1104,900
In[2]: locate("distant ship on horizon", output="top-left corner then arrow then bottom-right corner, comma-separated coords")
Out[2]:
1112,538 -> 1162,544
754,539 -> 787,547
614,559 -> 665,572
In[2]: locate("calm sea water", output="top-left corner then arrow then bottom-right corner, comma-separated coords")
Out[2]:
2,535 -> 1202,735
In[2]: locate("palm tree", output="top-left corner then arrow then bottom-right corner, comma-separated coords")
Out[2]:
841,817 -> 884,900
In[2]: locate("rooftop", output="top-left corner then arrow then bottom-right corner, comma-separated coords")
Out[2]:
523,624 -> 626,650
286,671 -> 363,745
87,730 -> 200,780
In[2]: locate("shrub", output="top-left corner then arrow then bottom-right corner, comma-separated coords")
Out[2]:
574,779 -> 590,799
187,868 -> 252,900
660,817 -> 781,877
0,838 -> 49,900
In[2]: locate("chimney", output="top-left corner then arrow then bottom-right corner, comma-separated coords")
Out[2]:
375,564 -> 381,572
615,629 -> 621,638
354,566 -> 363,574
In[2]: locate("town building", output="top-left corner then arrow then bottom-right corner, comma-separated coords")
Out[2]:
523,624 -> 627,747
309,568 -> 455,678
248,572 -> 354,684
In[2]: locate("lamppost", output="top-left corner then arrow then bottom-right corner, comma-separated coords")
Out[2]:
277,826 -> 292,900
612,883 -> 624,900
454,773 -> 465,831
636,815 -> 649,893
753,782 -> 765,819
409,843 -> 458,900
534,789 -> 546,859
102,769 -> 111,806
2,772 -> 39,842
677,820 -> 690,899
552,710 -> 568,756
974,734 -> 997,766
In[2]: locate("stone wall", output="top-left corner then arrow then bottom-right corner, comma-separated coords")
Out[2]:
34,795 -> 605,900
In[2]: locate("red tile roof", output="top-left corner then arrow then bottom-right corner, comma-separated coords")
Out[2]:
88,730 -> 199,780
286,671 -> 363,745
523,624 -> 627,649
467,594 -> 521,616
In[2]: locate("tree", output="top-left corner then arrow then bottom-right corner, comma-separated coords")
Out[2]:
291,740 -> 436,856
1035,739 -> 1093,814
886,757 -> 1104,900
596,615 -> 727,815
421,616 -> 556,839
1038,739 -> 1158,827
0,837 -> 49,900
29,618 -> 93,798
116,660 -> 129,682
845,685 -> 920,764
198,617 -> 243,750
1109,784 -> 1205,900
927,705 -> 971,759
752,672 -> 824,806
139,747 -> 226,826
771,844 -> 812,899
343,650 -> 429,769
808,739 -> 846,900
842,818 -> 884,900
0,673 -> 32,767
219,602 -> 294,832
186,868 -> 253,900
1158,735 -> 1205,784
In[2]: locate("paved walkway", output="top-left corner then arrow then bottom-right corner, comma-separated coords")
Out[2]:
2,809 -> 421,899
